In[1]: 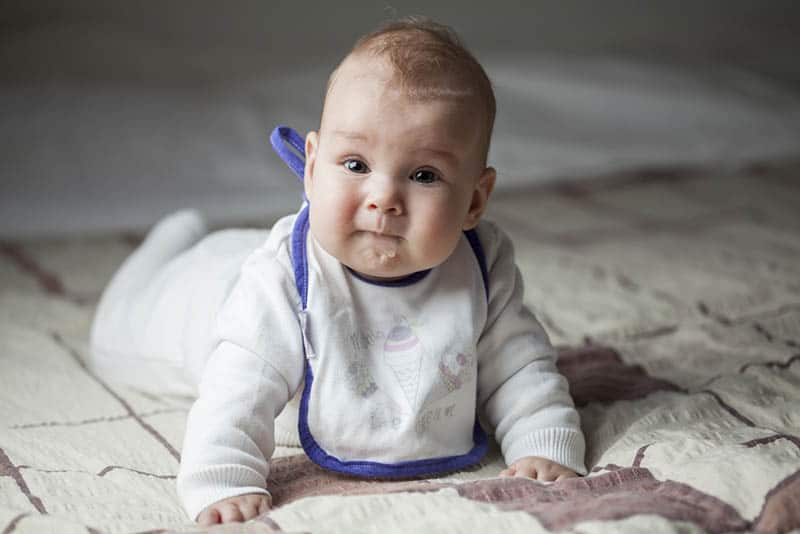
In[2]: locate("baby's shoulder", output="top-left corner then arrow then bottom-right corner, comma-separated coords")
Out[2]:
240,213 -> 297,279
471,218 -> 514,263
473,218 -> 501,243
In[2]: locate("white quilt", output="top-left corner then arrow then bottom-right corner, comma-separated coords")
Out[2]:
1,164 -> 799,533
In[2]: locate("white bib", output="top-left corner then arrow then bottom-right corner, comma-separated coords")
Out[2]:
291,205 -> 490,477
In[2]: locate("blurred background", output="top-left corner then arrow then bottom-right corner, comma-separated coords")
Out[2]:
2,0 -> 800,238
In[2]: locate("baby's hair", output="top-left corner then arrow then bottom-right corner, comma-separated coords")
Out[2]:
327,17 -> 496,163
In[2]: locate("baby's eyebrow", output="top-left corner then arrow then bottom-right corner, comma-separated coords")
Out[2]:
418,147 -> 459,166
331,130 -> 369,142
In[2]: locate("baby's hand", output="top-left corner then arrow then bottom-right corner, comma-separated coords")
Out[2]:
196,493 -> 272,526
499,456 -> 578,482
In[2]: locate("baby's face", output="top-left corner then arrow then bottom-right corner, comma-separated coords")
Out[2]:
303,54 -> 495,281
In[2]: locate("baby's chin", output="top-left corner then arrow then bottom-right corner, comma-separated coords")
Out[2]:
351,255 -> 406,281
348,246 -> 420,282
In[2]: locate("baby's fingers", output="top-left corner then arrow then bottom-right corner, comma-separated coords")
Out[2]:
237,495 -> 271,521
219,502 -> 245,523
499,467 -> 516,477
197,508 -> 221,526
239,501 -> 261,521
515,466 -> 538,479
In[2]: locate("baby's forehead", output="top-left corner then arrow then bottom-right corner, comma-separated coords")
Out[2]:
327,56 -> 482,121
323,90 -> 479,142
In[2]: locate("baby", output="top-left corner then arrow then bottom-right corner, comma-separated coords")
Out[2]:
89,17 -> 587,526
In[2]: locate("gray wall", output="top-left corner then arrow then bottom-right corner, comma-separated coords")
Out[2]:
2,1 -> 799,238
4,1 -> 799,86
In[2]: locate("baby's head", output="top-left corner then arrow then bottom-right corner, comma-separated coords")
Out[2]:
303,18 -> 497,281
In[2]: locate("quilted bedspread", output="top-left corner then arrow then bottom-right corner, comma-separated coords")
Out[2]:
1,164 -> 799,533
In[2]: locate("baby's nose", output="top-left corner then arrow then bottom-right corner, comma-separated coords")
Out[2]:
366,177 -> 404,215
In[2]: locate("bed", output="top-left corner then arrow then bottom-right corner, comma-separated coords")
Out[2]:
1,162 -> 799,533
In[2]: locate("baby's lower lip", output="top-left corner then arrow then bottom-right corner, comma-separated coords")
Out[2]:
361,230 -> 401,240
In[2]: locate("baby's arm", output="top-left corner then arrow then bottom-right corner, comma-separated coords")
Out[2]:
177,249 -> 305,522
177,341 -> 293,522
476,222 -> 587,476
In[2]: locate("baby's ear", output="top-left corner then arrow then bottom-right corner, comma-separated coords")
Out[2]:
303,131 -> 319,199
463,166 -> 496,230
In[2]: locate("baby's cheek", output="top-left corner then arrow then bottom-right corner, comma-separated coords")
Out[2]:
425,219 -> 463,259
314,196 -> 353,233
329,194 -> 361,227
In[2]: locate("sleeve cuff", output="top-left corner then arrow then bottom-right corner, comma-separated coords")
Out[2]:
502,427 -> 588,475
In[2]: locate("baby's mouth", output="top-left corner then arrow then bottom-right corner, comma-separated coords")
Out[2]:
360,229 -> 402,243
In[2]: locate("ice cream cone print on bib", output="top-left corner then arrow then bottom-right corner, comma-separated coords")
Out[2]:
383,323 -> 423,411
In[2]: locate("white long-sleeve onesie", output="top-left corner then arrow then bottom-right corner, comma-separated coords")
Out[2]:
92,211 -> 586,518
153,212 -> 585,520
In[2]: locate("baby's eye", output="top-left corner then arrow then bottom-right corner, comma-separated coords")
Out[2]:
410,169 -> 440,184
344,159 -> 370,174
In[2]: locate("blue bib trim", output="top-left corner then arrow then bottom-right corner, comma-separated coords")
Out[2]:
277,125 -> 490,478
290,204 -> 310,308
464,228 -> 490,300
347,266 -> 432,287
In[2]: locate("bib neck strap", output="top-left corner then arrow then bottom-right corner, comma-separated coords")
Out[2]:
270,125 -> 306,182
